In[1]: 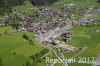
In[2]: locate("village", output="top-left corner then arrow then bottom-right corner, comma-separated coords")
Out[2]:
0,0 -> 100,66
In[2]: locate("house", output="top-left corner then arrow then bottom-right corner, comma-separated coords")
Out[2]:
96,9 -> 100,13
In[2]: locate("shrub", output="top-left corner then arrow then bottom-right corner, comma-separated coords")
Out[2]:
23,33 -> 34,44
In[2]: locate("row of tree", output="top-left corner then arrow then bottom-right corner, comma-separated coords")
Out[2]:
30,49 -> 49,63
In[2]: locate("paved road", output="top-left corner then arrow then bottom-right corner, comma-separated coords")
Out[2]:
35,22 -> 72,42
35,7 -> 96,66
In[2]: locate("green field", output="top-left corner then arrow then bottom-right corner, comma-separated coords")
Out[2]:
0,26 -> 12,34
0,26 -> 48,66
0,0 -> 100,66
54,23 -> 100,66
47,0 -> 100,9
90,14 -> 100,20
63,23 -> 100,66
12,1 -> 36,15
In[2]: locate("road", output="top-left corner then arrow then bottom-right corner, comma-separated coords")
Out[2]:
35,7 -> 97,66
35,22 -> 72,42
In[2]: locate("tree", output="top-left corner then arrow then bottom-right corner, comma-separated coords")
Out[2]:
30,0 -> 59,5
0,59 -> 1,62
0,0 -> 24,15
0,58 -> 2,66
97,0 -> 100,3
26,61 -> 30,66
7,18 -> 20,30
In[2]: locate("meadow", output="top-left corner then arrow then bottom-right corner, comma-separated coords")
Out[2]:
0,0 -> 100,66
0,26 -> 48,66
64,23 -> 100,66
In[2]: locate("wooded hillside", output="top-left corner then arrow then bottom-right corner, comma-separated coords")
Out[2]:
0,0 -> 24,15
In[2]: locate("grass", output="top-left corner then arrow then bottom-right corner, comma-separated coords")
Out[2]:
12,44 -> 43,56
68,23 -> 100,47
48,0 -> 100,9
0,0 -> 100,66
70,11 -> 83,20
0,26 -> 48,66
12,1 -> 36,15
0,26 -> 12,34
90,14 -> 100,20
63,23 -> 100,66
2,54 -> 30,66
55,23 -> 100,66
34,59 -> 46,66
64,0 -> 100,7
48,1 -> 64,9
